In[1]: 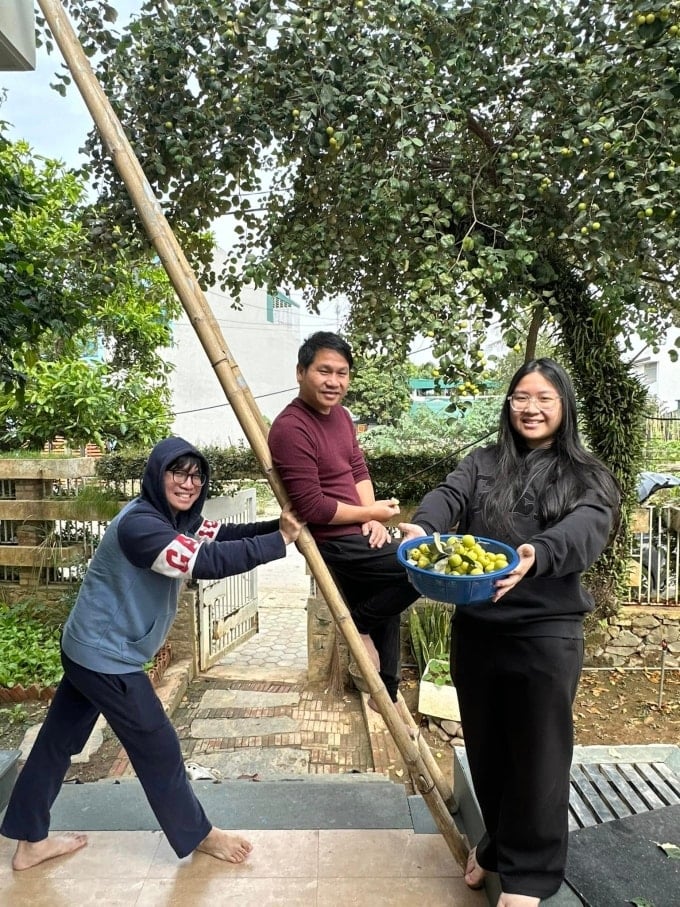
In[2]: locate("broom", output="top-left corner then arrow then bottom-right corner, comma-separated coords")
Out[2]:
327,623 -> 346,697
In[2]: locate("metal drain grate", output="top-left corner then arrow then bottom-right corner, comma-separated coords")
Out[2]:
569,760 -> 680,830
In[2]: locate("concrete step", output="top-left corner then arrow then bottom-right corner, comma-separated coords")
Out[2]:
0,750 -> 20,812
43,775 -> 439,835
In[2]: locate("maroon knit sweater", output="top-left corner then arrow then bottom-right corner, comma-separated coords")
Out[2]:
268,397 -> 371,542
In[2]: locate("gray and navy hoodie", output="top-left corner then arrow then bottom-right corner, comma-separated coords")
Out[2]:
62,437 -> 284,674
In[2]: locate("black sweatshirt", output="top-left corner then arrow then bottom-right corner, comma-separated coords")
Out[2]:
412,446 -> 616,637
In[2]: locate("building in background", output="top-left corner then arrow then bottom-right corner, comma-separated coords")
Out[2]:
625,329 -> 680,414
409,377 -> 457,416
165,247 -> 300,447
0,0 -> 35,72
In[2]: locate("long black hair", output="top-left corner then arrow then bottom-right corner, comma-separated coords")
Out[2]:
482,358 -> 620,538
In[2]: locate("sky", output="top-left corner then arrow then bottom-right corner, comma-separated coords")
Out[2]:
0,0 -> 341,338
1,1 -> 141,170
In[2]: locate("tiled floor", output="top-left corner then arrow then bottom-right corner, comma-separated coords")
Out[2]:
0,829 -> 485,906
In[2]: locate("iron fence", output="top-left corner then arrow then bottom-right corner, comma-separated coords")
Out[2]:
2,474 -> 680,603
627,504 -> 680,605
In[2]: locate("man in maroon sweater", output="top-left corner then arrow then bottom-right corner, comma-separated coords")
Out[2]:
268,331 -> 420,703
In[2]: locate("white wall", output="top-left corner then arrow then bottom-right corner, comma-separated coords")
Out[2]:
625,328 -> 680,414
164,248 -> 301,447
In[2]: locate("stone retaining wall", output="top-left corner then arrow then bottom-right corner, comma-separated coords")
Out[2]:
307,591 -> 350,684
585,606 -> 679,668
0,585 -> 67,608
309,594 -> 680,678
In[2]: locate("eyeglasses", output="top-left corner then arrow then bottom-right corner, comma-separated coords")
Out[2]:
507,393 -> 561,413
169,469 -> 206,487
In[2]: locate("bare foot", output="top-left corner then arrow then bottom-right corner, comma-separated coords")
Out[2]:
360,634 -> 380,671
367,695 -> 381,713
464,846 -> 486,890
497,895 -> 540,907
12,832 -> 88,870
195,827 -> 253,864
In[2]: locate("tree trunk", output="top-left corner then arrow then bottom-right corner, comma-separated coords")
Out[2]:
551,262 -> 648,619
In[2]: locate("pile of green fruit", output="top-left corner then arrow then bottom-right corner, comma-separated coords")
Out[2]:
407,533 -> 510,576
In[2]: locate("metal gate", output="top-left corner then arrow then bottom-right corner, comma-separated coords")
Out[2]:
627,503 -> 680,604
197,490 -> 259,670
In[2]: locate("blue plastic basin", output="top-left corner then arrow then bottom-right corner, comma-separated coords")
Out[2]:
397,534 -> 519,606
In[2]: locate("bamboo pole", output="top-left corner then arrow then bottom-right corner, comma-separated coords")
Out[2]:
38,0 -> 466,869
396,693 -> 454,805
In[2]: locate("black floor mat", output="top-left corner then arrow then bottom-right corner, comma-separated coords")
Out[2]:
565,803 -> 680,907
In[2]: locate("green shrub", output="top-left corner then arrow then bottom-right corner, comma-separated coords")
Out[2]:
0,603 -> 62,688
359,398 -> 501,455
365,451 -> 454,505
93,433 -> 680,514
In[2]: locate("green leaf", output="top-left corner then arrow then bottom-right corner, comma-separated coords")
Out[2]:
656,841 -> 680,860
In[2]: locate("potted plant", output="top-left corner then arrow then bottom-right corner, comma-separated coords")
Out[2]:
418,655 -> 460,721
408,603 -> 460,720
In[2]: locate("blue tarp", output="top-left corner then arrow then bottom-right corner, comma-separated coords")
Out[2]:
637,470 -> 680,503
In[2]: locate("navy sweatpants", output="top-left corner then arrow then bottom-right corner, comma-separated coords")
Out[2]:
0,650 -> 211,858
452,624 -> 584,899
318,535 -> 420,700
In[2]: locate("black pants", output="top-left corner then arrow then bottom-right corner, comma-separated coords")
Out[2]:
452,624 -> 584,899
318,535 -> 420,700
0,650 -> 211,857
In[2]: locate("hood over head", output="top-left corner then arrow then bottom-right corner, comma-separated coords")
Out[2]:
140,436 -> 210,530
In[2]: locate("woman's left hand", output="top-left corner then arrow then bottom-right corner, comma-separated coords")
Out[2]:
492,543 -> 535,601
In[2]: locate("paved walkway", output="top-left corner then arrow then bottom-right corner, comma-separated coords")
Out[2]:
108,541 -> 405,782
205,548 -> 310,683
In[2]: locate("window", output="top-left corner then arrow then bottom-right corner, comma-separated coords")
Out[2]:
266,291 -> 300,332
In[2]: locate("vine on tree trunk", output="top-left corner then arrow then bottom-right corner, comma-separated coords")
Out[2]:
551,263 -> 648,622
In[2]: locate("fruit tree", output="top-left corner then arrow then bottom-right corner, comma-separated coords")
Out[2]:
45,1 -> 680,544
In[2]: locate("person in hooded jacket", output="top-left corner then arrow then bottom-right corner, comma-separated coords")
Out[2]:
1,436 -> 303,871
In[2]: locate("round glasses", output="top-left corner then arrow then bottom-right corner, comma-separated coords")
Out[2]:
169,469 -> 206,486
507,393 -> 561,413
